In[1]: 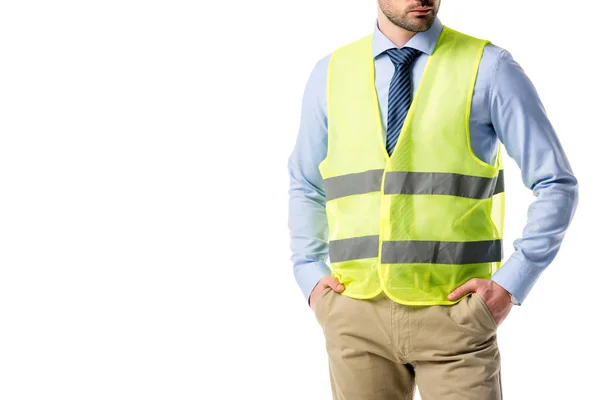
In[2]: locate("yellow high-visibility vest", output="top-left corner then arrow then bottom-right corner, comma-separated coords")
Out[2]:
320,26 -> 506,305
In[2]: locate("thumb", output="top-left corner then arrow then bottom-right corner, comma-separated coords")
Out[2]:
322,275 -> 344,292
447,279 -> 480,300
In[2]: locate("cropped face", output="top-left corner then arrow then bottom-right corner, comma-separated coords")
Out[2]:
378,0 -> 440,32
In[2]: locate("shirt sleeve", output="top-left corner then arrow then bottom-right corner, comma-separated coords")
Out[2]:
488,50 -> 579,305
287,55 -> 333,306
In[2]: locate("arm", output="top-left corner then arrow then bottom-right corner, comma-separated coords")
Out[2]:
287,55 -> 333,306
488,50 -> 579,305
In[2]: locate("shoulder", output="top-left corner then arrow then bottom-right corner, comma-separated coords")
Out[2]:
481,43 -> 518,78
443,25 -> 513,69
482,43 -> 509,60
299,52 -> 332,121
329,33 -> 373,63
305,33 -> 372,98
476,42 -> 531,99
312,53 -> 332,78
481,43 -> 542,111
303,53 -> 331,103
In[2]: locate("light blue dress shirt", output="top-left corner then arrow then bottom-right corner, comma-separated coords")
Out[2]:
287,18 -> 578,306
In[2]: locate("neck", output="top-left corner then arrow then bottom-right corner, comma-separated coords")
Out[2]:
377,9 -> 417,47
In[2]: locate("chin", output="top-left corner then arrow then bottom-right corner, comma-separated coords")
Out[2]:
407,17 -> 434,31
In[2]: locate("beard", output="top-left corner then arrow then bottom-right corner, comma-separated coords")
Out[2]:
380,1 -> 439,32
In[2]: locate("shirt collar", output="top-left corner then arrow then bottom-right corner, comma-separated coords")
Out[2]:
372,17 -> 443,58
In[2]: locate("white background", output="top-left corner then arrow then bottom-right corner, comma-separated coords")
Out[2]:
0,1 -> 598,399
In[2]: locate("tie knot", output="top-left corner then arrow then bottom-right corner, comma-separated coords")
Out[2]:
386,47 -> 421,68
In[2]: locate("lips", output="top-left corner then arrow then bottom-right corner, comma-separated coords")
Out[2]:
409,8 -> 432,13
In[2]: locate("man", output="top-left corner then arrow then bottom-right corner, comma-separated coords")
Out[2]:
287,0 -> 578,398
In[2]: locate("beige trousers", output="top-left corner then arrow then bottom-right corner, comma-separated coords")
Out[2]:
313,287 -> 502,400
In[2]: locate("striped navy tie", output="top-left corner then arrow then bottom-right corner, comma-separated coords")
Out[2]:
385,47 -> 421,156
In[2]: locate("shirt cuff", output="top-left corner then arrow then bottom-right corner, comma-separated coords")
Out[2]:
294,261 -> 331,306
491,253 -> 541,306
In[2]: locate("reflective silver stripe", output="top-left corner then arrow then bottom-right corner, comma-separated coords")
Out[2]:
325,169 -> 504,201
381,239 -> 502,265
493,169 -> 505,195
330,237 -> 502,264
384,171 -> 501,199
329,235 -> 380,263
323,169 -> 384,201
